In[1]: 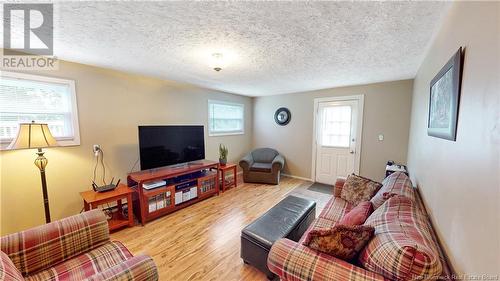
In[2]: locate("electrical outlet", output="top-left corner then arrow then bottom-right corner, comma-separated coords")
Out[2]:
93,145 -> 101,156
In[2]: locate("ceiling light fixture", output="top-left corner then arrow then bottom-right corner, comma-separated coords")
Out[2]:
211,53 -> 223,72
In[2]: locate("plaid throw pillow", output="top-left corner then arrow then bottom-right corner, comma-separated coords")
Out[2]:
303,225 -> 375,260
341,174 -> 382,206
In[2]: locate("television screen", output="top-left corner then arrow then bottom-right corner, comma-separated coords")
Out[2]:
138,125 -> 205,170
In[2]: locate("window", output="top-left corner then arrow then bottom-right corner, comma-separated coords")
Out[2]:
208,100 -> 244,136
320,105 -> 352,147
0,71 -> 80,149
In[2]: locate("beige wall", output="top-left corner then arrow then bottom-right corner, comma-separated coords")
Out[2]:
407,2 -> 499,275
0,60 -> 253,235
253,80 -> 413,182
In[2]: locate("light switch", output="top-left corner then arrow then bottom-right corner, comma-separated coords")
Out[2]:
378,134 -> 384,141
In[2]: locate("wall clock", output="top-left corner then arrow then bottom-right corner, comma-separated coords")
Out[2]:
274,107 -> 291,126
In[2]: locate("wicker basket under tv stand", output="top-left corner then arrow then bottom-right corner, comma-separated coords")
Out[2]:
127,159 -> 220,225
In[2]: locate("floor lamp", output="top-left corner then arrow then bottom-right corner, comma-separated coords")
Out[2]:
9,121 -> 59,223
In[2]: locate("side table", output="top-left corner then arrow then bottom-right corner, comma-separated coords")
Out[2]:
218,163 -> 238,192
80,184 -> 135,231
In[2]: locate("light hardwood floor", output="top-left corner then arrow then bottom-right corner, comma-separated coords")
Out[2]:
111,176 -> 326,281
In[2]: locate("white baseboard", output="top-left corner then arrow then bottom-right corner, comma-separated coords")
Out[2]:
282,173 -> 313,182
237,170 -> 312,182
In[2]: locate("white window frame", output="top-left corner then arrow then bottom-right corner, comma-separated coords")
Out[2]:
208,100 -> 245,137
0,71 -> 81,150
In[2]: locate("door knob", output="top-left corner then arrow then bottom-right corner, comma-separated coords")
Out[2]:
349,150 -> 355,154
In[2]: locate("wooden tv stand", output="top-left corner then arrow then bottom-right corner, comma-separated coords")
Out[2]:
127,159 -> 220,225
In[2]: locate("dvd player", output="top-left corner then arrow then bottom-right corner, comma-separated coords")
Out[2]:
143,180 -> 166,190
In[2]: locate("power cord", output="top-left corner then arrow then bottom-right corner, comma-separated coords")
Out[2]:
92,151 -> 99,184
86,147 -> 120,218
92,147 -> 109,185
100,149 -> 106,185
129,156 -> 140,173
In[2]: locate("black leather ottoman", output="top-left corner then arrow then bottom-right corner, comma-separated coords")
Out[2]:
241,195 -> 316,279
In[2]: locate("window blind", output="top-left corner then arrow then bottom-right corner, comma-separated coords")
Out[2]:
208,101 -> 244,136
0,73 -> 78,144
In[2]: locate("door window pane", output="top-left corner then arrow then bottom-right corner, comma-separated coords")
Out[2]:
321,105 -> 351,147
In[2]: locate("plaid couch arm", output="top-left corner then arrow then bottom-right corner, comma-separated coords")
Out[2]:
0,251 -> 24,281
1,209 -> 110,276
86,255 -> 158,281
268,239 -> 386,281
334,177 -> 347,197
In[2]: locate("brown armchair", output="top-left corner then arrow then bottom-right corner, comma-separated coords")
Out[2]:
239,148 -> 285,185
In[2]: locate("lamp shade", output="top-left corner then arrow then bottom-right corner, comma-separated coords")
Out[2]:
8,122 -> 59,149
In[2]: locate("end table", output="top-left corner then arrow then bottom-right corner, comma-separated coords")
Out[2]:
80,184 -> 135,231
219,163 -> 238,192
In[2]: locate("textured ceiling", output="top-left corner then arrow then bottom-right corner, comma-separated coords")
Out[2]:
4,1 -> 450,96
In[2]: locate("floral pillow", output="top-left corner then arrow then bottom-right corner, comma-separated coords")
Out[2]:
303,225 -> 375,260
340,174 -> 382,206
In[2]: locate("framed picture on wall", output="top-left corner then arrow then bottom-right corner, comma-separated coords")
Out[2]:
428,47 -> 464,141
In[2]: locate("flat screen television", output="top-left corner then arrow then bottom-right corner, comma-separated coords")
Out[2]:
138,125 -> 205,170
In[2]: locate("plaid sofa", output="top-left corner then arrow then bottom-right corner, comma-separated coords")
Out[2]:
268,172 -> 447,281
0,210 -> 158,281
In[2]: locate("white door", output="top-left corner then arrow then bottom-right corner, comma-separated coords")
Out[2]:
314,99 -> 361,184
